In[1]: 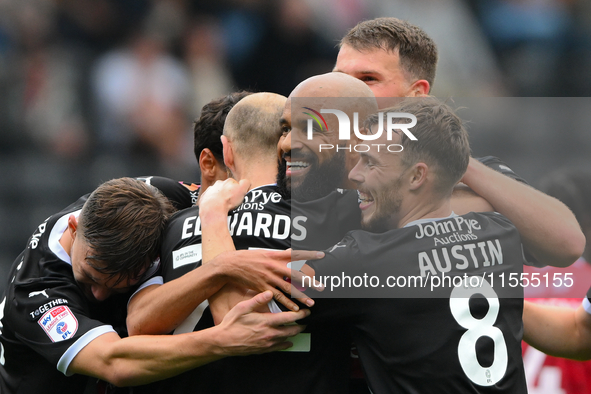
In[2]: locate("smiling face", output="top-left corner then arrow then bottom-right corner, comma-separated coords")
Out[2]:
277,98 -> 347,201
276,72 -> 378,201
348,129 -> 408,232
334,44 -> 414,99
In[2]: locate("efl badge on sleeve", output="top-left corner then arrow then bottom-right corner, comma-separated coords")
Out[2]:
38,305 -> 79,342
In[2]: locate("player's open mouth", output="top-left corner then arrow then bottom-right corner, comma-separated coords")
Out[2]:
287,161 -> 310,174
357,190 -> 374,210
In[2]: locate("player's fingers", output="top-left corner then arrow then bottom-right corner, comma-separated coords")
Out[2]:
273,290 -> 300,312
276,325 -> 306,339
290,249 -> 324,262
285,281 -> 315,306
291,270 -> 324,292
268,309 -> 310,326
237,290 -> 274,314
265,249 -> 293,263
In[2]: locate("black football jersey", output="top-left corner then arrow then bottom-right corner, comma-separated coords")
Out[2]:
307,212 -> 528,394
137,176 -> 200,210
146,184 -> 351,394
0,176 -> 195,394
0,197 -> 126,394
291,188 -> 361,251
475,156 -> 527,185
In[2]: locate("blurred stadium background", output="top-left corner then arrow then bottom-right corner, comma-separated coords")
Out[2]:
1,0 -> 591,283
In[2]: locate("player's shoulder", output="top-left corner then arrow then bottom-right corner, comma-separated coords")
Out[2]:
163,206 -> 200,241
325,226 -> 410,259
20,199 -> 85,267
169,205 -> 200,223
136,176 -> 200,209
464,211 -> 517,231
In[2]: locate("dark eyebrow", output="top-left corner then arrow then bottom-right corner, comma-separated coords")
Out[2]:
359,151 -> 379,162
359,70 -> 377,74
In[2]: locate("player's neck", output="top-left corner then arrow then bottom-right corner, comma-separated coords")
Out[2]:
59,229 -> 73,258
234,163 -> 278,189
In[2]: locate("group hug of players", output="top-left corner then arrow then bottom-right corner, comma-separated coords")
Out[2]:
0,16 -> 589,394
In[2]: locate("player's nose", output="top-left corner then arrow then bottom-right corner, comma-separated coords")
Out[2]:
348,159 -> 364,184
91,285 -> 111,301
280,131 -> 292,154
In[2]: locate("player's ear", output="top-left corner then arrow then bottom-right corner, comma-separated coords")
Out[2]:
408,162 -> 428,190
221,135 -> 234,170
67,215 -> 78,238
199,148 -> 225,184
408,80 -> 430,97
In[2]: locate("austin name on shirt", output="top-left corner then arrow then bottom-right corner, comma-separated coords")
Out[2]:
415,217 -> 503,277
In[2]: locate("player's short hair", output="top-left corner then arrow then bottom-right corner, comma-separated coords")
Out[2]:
223,93 -> 286,158
77,177 -> 175,285
366,97 -> 470,195
193,91 -> 254,166
340,17 -> 438,89
540,168 -> 591,231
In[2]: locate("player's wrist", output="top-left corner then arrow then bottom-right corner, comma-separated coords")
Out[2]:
460,157 -> 483,187
206,252 -> 235,283
199,209 -> 231,233
193,326 -> 230,358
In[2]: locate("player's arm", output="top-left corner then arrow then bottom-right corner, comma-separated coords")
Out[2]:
127,247 -> 306,334
451,184 -> 494,213
127,247 -> 312,335
523,300 -> 591,360
459,157 -> 585,267
72,291 -> 309,387
199,179 -> 319,323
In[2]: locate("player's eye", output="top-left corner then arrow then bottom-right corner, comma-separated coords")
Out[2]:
359,75 -> 378,83
281,125 -> 291,135
361,157 -> 374,168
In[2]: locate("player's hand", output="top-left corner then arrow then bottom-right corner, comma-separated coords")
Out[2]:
215,291 -> 310,356
199,178 -> 251,213
219,248 -> 324,311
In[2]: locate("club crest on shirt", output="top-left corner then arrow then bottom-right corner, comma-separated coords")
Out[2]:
38,305 -> 78,342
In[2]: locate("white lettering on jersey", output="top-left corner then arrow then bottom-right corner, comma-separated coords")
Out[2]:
29,220 -> 48,249
415,217 -> 481,240
229,213 -> 291,240
181,216 -> 201,239
450,278 -> 508,386
234,191 -> 282,212
291,216 -> 307,241
418,239 -> 503,277
29,298 -> 69,318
